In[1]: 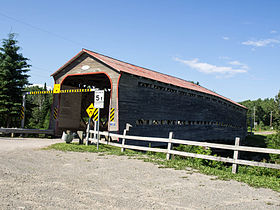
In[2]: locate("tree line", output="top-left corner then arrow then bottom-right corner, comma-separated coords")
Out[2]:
240,92 -> 280,130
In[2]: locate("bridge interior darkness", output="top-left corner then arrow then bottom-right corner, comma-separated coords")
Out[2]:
60,73 -> 111,130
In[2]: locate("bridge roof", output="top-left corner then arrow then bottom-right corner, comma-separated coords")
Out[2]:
52,49 -> 246,109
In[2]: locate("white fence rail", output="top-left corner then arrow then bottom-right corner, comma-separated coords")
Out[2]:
87,130 -> 280,173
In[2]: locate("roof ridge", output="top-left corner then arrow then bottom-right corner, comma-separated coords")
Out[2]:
83,48 -> 203,87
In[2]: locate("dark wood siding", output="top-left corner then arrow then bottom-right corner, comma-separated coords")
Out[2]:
118,73 -> 247,142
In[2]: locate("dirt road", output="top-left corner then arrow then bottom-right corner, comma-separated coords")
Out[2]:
0,137 -> 279,209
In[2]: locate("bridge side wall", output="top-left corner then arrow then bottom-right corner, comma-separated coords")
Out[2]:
118,73 -> 247,143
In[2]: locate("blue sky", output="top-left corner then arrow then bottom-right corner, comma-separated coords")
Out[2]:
0,0 -> 279,102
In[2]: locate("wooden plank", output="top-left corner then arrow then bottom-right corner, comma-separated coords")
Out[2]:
169,150 -> 235,164
171,138 -> 237,150
237,145 -> 280,155
123,144 -> 167,153
121,129 -> 127,152
166,132 -> 173,160
169,138 -> 280,155
91,130 -> 169,143
88,138 -> 122,148
235,159 -> 280,169
232,137 -> 240,174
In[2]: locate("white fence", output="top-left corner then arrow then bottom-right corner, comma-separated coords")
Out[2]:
87,129 -> 280,174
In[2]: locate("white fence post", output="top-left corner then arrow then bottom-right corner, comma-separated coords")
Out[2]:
166,132 -> 173,160
121,129 -> 127,153
232,137 -> 241,174
85,123 -> 90,146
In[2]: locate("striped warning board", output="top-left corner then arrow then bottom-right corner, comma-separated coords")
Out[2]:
110,108 -> 115,122
20,106 -> 25,120
93,107 -> 99,122
26,88 -> 94,95
53,106 -> 58,120
27,90 -> 53,95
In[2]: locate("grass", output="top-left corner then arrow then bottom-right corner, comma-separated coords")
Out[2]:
44,142 -> 140,156
44,139 -> 280,192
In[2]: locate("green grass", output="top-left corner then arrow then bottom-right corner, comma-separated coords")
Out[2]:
44,142 -> 140,156
44,141 -> 280,192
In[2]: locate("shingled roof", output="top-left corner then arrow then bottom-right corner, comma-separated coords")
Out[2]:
52,49 -> 246,109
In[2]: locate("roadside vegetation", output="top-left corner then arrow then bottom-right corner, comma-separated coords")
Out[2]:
240,91 -> 280,132
23,85 -> 52,129
46,132 -> 280,192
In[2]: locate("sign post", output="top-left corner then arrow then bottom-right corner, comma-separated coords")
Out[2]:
94,90 -> 104,150
86,103 -> 95,146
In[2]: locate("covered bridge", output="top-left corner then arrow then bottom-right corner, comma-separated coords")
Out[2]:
50,49 -> 247,142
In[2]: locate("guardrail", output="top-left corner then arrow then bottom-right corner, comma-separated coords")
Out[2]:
88,130 -> 280,173
0,128 -> 54,136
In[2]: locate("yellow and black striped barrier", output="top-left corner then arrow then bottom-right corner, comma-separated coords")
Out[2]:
93,107 -> 99,121
27,90 -> 53,95
20,106 -> 25,120
53,107 -> 58,120
26,88 -> 94,95
110,108 -> 115,122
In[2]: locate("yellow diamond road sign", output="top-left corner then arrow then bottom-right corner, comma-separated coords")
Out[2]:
86,103 -> 95,118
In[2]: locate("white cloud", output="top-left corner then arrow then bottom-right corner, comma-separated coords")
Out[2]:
222,36 -> 230,40
228,60 -> 249,69
270,30 -> 277,34
242,38 -> 280,47
174,58 -> 247,78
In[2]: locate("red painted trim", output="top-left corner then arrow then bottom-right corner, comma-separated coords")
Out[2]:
116,73 -> 122,131
60,72 -> 113,95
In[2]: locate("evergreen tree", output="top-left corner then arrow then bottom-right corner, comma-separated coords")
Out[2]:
24,84 -> 52,129
0,33 -> 30,127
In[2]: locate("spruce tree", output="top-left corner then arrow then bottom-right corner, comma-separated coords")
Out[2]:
0,33 -> 30,127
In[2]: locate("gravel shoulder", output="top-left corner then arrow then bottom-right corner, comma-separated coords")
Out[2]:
0,137 -> 279,209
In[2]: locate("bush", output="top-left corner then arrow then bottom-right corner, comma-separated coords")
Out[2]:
266,132 -> 280,164
174,145 -> 224,169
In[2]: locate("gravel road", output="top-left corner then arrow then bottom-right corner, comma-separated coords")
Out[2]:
0,137 -> 279,209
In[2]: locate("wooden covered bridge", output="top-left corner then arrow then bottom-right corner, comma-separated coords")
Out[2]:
49,49 -> 247,142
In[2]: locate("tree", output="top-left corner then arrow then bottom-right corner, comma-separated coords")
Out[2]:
273,90 -> 280,129
0,33 -> 30,127
23,84 -> 52,129
240,95 -> 278,130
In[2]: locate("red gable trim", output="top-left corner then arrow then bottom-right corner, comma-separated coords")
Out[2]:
51,49 -> 247,109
